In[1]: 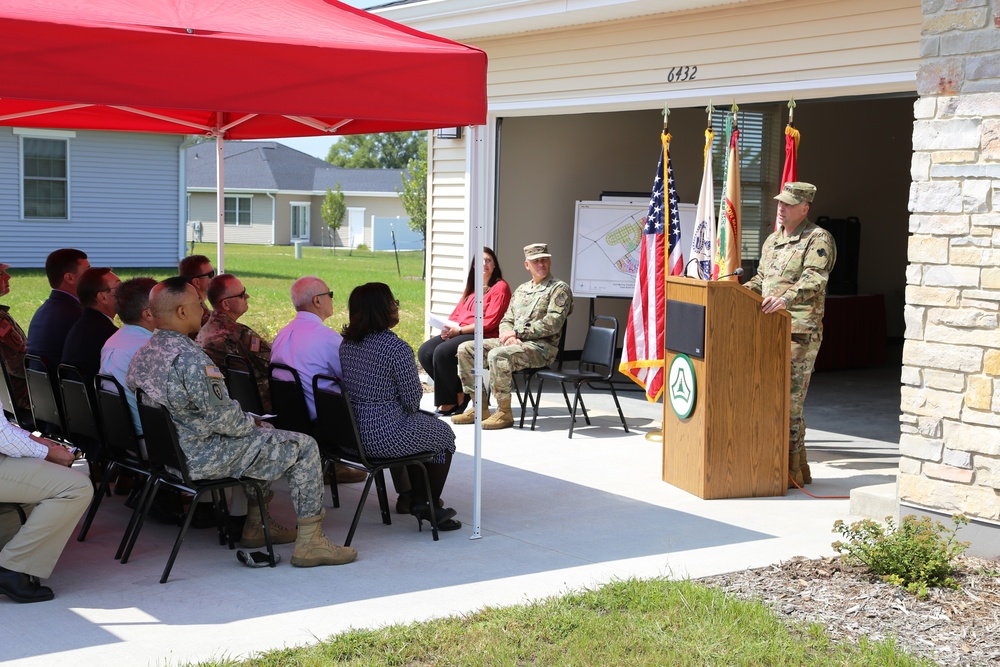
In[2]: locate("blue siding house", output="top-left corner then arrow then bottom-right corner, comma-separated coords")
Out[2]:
0,127 -> 185,268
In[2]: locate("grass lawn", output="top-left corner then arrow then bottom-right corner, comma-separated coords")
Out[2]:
194,577 -> 931,667
4,243 -> 429,352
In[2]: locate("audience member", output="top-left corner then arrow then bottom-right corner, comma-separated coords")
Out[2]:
340,282 -> 461,532
271,276 -> 367,485
61,268 -> 121,384
418,248 -> 511,415
126,277 -> 356,566
453,243 -> 573,430
0,262 -> 30,415
177,254 -> 214,336
26,248 -> 90,370
100,277 -> 157,435
0,418 -> 92,603
197,274 -> 272,412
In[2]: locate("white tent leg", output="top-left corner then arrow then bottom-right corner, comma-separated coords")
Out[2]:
469,124 -> 486,540
216,120 -> 225,273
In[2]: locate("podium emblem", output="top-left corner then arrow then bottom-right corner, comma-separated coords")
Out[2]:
667,353 -> 696,419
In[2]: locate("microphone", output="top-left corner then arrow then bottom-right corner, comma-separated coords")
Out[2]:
715,267 -> 744,281
683,258 -> 700,277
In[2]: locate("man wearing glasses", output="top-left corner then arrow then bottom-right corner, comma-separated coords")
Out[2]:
197,274 -> 272,413
178,254 -> 215,336
271,276 -> 367,485
61,268 -> 121,385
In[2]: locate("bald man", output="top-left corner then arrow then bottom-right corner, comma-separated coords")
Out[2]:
125,277 -> 356,568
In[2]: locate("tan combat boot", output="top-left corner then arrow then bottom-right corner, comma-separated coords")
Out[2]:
800,446 -> 812,484
482,397 -> 514,430
241,497 -> 297,547
787,447 -> 804,489
451,398 -> 490,425
290,512 -> 357,567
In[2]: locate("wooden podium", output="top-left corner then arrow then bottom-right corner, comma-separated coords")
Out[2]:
661,276 -> 790,499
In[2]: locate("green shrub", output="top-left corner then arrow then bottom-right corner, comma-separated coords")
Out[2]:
832,514 -> 969,598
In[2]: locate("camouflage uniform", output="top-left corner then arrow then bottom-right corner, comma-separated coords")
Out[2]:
0,305 -> 29,411
196,310 -> 272,412
126,328 -> 323,518
746,219 -> 836,484
457,275 -> 573,403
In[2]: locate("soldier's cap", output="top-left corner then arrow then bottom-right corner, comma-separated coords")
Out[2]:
774,182 -> 816,205
0,263 -> 10,273
524,243 -> 551,261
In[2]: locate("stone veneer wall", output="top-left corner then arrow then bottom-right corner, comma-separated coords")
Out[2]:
902,0 -> 1000,532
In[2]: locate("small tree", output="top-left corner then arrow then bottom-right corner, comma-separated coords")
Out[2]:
398,142 -> 428,277
321,184 -> 346,253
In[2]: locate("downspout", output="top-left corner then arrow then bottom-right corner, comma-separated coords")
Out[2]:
216,123 -> 225,273
178,142 -> 188,261
267,192 -> 276,245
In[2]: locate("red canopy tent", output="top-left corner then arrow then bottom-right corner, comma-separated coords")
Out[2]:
0,0 -> 487,268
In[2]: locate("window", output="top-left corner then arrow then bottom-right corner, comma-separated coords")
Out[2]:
711,109 -> 781,261
22,138 -> 69,219
224,196 -> 252,225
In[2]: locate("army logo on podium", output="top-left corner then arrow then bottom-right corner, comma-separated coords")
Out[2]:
667,353 -> 696,419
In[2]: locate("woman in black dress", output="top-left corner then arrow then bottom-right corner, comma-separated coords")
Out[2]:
339,282 -> 460,531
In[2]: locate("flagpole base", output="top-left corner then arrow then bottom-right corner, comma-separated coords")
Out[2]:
645,426 -> 663,443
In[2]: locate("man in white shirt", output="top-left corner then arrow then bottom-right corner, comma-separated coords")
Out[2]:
0,418 -> 91,603
100,277 -> 157,435
271,276 -> 366,485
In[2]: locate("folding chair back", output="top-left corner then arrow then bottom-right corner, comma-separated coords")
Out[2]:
268,362 -> 312,435
224,354 -> 264,415
58,364 -> 104,459
512,318 -> 569,427
24,353 -> 66,440
0,357 -> 32,428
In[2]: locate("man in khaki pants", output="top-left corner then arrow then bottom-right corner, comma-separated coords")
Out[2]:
0,419 -> 91,603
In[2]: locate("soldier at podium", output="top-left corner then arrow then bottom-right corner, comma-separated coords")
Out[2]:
746,182 -> 837,488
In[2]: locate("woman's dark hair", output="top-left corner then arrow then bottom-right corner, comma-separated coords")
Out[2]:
342,282 -> 399,343
461,247 -> 503,301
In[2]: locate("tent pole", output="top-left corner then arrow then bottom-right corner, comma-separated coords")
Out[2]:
215,117 -> 225,273
469,124 -> 485,541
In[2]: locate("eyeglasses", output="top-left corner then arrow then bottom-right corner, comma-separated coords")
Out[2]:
221,289 -> 248,302
193,269 -> 216,280
313,291 -> 334,300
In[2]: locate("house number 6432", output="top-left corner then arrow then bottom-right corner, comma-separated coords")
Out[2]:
666,66 -> 697,83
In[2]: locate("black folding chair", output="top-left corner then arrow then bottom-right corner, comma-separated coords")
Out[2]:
511,319 -> 569,428
121,389 -> 275,583
58,364 -> 106,461
531,316 -> 629,438
0,502 -> 26,525
77,374 -> 154,549
268,362 -> 341,507
312,374 -> 440,547
23,353 -> 67,441
0,357 -> 33,430
224,354 -> 264,416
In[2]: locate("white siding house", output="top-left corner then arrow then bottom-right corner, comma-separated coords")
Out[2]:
0,127 -> 185,267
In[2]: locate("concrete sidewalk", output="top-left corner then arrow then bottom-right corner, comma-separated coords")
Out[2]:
0,366 -> 900,667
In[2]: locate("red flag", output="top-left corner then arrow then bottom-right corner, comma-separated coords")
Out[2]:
620,131 -> 673,402
776,123 -> 800,231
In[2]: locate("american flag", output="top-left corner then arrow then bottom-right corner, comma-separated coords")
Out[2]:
620,131 -> 682,402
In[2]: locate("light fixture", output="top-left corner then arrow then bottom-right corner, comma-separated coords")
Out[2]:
435,127 -> 462,139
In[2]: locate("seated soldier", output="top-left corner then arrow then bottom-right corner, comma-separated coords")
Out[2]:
196,273 -> 272,412
126,277 -> 356,566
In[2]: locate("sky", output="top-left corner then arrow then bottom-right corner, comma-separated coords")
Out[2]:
265,0 -> 390,159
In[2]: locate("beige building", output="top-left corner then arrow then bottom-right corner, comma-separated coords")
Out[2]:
186,141 -> 409,248
374,0 -> 1000,553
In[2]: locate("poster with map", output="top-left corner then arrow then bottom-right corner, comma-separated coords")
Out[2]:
570,201 -> 696,298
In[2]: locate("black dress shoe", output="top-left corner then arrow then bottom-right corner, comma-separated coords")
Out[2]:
409,502 -> 461,532
0,566 -> 54,603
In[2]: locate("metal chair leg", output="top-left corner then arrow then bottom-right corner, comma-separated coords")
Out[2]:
77,460 -> 116,542
374,469 -> 391,526
610,384 -> 629,433
531,378 -> 546,431
344,472 -> 376,547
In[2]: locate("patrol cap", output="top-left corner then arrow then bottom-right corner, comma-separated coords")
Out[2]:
523,243 -> 551,261
774,182 -> 816,205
